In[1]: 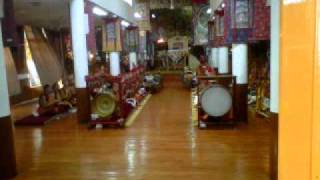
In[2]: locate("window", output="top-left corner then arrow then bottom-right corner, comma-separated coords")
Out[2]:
24,32 -> 42,88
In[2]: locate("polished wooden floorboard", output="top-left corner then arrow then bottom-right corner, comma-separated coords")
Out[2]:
12,75 -> 271,180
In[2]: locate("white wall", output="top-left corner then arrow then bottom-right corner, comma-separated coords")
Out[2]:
90,0 -> 136,24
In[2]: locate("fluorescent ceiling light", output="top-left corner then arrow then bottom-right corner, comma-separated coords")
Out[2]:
121,20 -> 130,27
93,6 -> 108,16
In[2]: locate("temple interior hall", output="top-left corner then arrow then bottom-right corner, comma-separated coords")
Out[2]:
0,0 -> 319,180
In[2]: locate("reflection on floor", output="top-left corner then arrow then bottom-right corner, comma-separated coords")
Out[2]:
12,75 -> 271,179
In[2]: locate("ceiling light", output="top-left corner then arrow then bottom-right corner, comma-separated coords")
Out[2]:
93,6 -> 108,16
134,12 -> 142,19
157,38 -> 165,44
221,3 -> 225,8
121,20 -> 130,27
207,8 -> 212,14
151,14 -> 156,19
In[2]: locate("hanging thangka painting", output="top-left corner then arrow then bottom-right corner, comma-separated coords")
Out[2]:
193,3 -> 210,45
125,26 -> 139,52
230,0 -> 253,29
103,19 -> 122,52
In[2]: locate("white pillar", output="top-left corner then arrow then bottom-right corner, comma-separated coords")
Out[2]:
0,23 -> 10,117
129,52 -> 137,70
218,46 -> 229,74
270,0 -> 280,113
210,48 -> 219,68
70,0 -> 88,88
110,52 -> 120,76
232,44 -> 248,84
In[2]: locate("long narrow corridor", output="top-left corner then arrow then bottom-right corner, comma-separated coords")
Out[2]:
13,75 -> 270,179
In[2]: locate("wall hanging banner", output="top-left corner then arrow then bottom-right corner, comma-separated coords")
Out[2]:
4,47 -> 21,96
85,0 -> 97,55
249,0 -> 270,41
225,0 -> 253,44
212,7 -> 227,47
103,18 -> 122,52
125,26 -> 139,53
25,26 -> 63,86
136,2 -> 151,31
220,0 -> 270,44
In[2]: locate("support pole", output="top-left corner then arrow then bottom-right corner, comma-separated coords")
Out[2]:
70,0 -> 90,123
0,20 -> 17,179
232,43 -> 248,122
110,52 -> 121,76
218,46 -> 229,74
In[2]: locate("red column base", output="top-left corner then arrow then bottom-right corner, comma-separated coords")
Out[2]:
0,116 -> 17,179
76,88 -> 91,123
270,113 -> 278,180
235,84 -> 248,122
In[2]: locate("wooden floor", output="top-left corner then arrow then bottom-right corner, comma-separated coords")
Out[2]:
12,75 -> 271,180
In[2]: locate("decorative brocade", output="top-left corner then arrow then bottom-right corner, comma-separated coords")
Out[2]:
211,0 -> 270,46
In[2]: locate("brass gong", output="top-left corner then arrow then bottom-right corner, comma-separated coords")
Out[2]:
92,92 -> 116,118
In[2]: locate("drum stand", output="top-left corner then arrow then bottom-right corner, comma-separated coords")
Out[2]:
196,75 -> 237,129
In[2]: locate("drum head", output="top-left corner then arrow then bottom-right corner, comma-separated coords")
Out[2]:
200,85 -> 232,117
92,93 -> 116,118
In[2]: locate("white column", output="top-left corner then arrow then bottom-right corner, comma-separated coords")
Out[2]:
70,0 -> 88,88
210,48 -> 219,68
110,52 -> 120,76
218,46 -> 229,74
129,52 -> 137,70
270,0 -> 280,113
0,24 -> 10,117
232,44 -> 248,84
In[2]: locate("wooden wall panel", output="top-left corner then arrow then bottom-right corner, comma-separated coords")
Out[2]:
279,0 -> 317,179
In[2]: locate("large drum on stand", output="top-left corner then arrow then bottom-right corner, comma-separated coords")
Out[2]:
200,84 -> 232,117
196,75 -> 236,129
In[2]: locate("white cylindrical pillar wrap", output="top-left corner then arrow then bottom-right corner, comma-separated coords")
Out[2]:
70,0 -> 88,88
210,48 -> 218,68
0,18 -> 17,179
218,46 -> 229,74
270,0 -> 280,113
110,52 -> 120,76
232,44 -> 248,84
129,52 -> 137,70
0,24 -> 10,117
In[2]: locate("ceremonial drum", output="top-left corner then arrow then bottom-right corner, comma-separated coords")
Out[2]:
200,84 -> 232,117
92,92 -> 116,118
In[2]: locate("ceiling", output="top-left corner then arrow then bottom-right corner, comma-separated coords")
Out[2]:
149,0 -> 192,9
13,0 -> 70,30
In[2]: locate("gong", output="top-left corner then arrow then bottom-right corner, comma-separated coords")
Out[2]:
92,92 -> 116,118
200,84 -> 232,117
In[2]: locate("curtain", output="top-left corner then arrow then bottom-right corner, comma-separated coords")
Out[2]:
4,48 -> 21,96
24,26 -> 63,86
